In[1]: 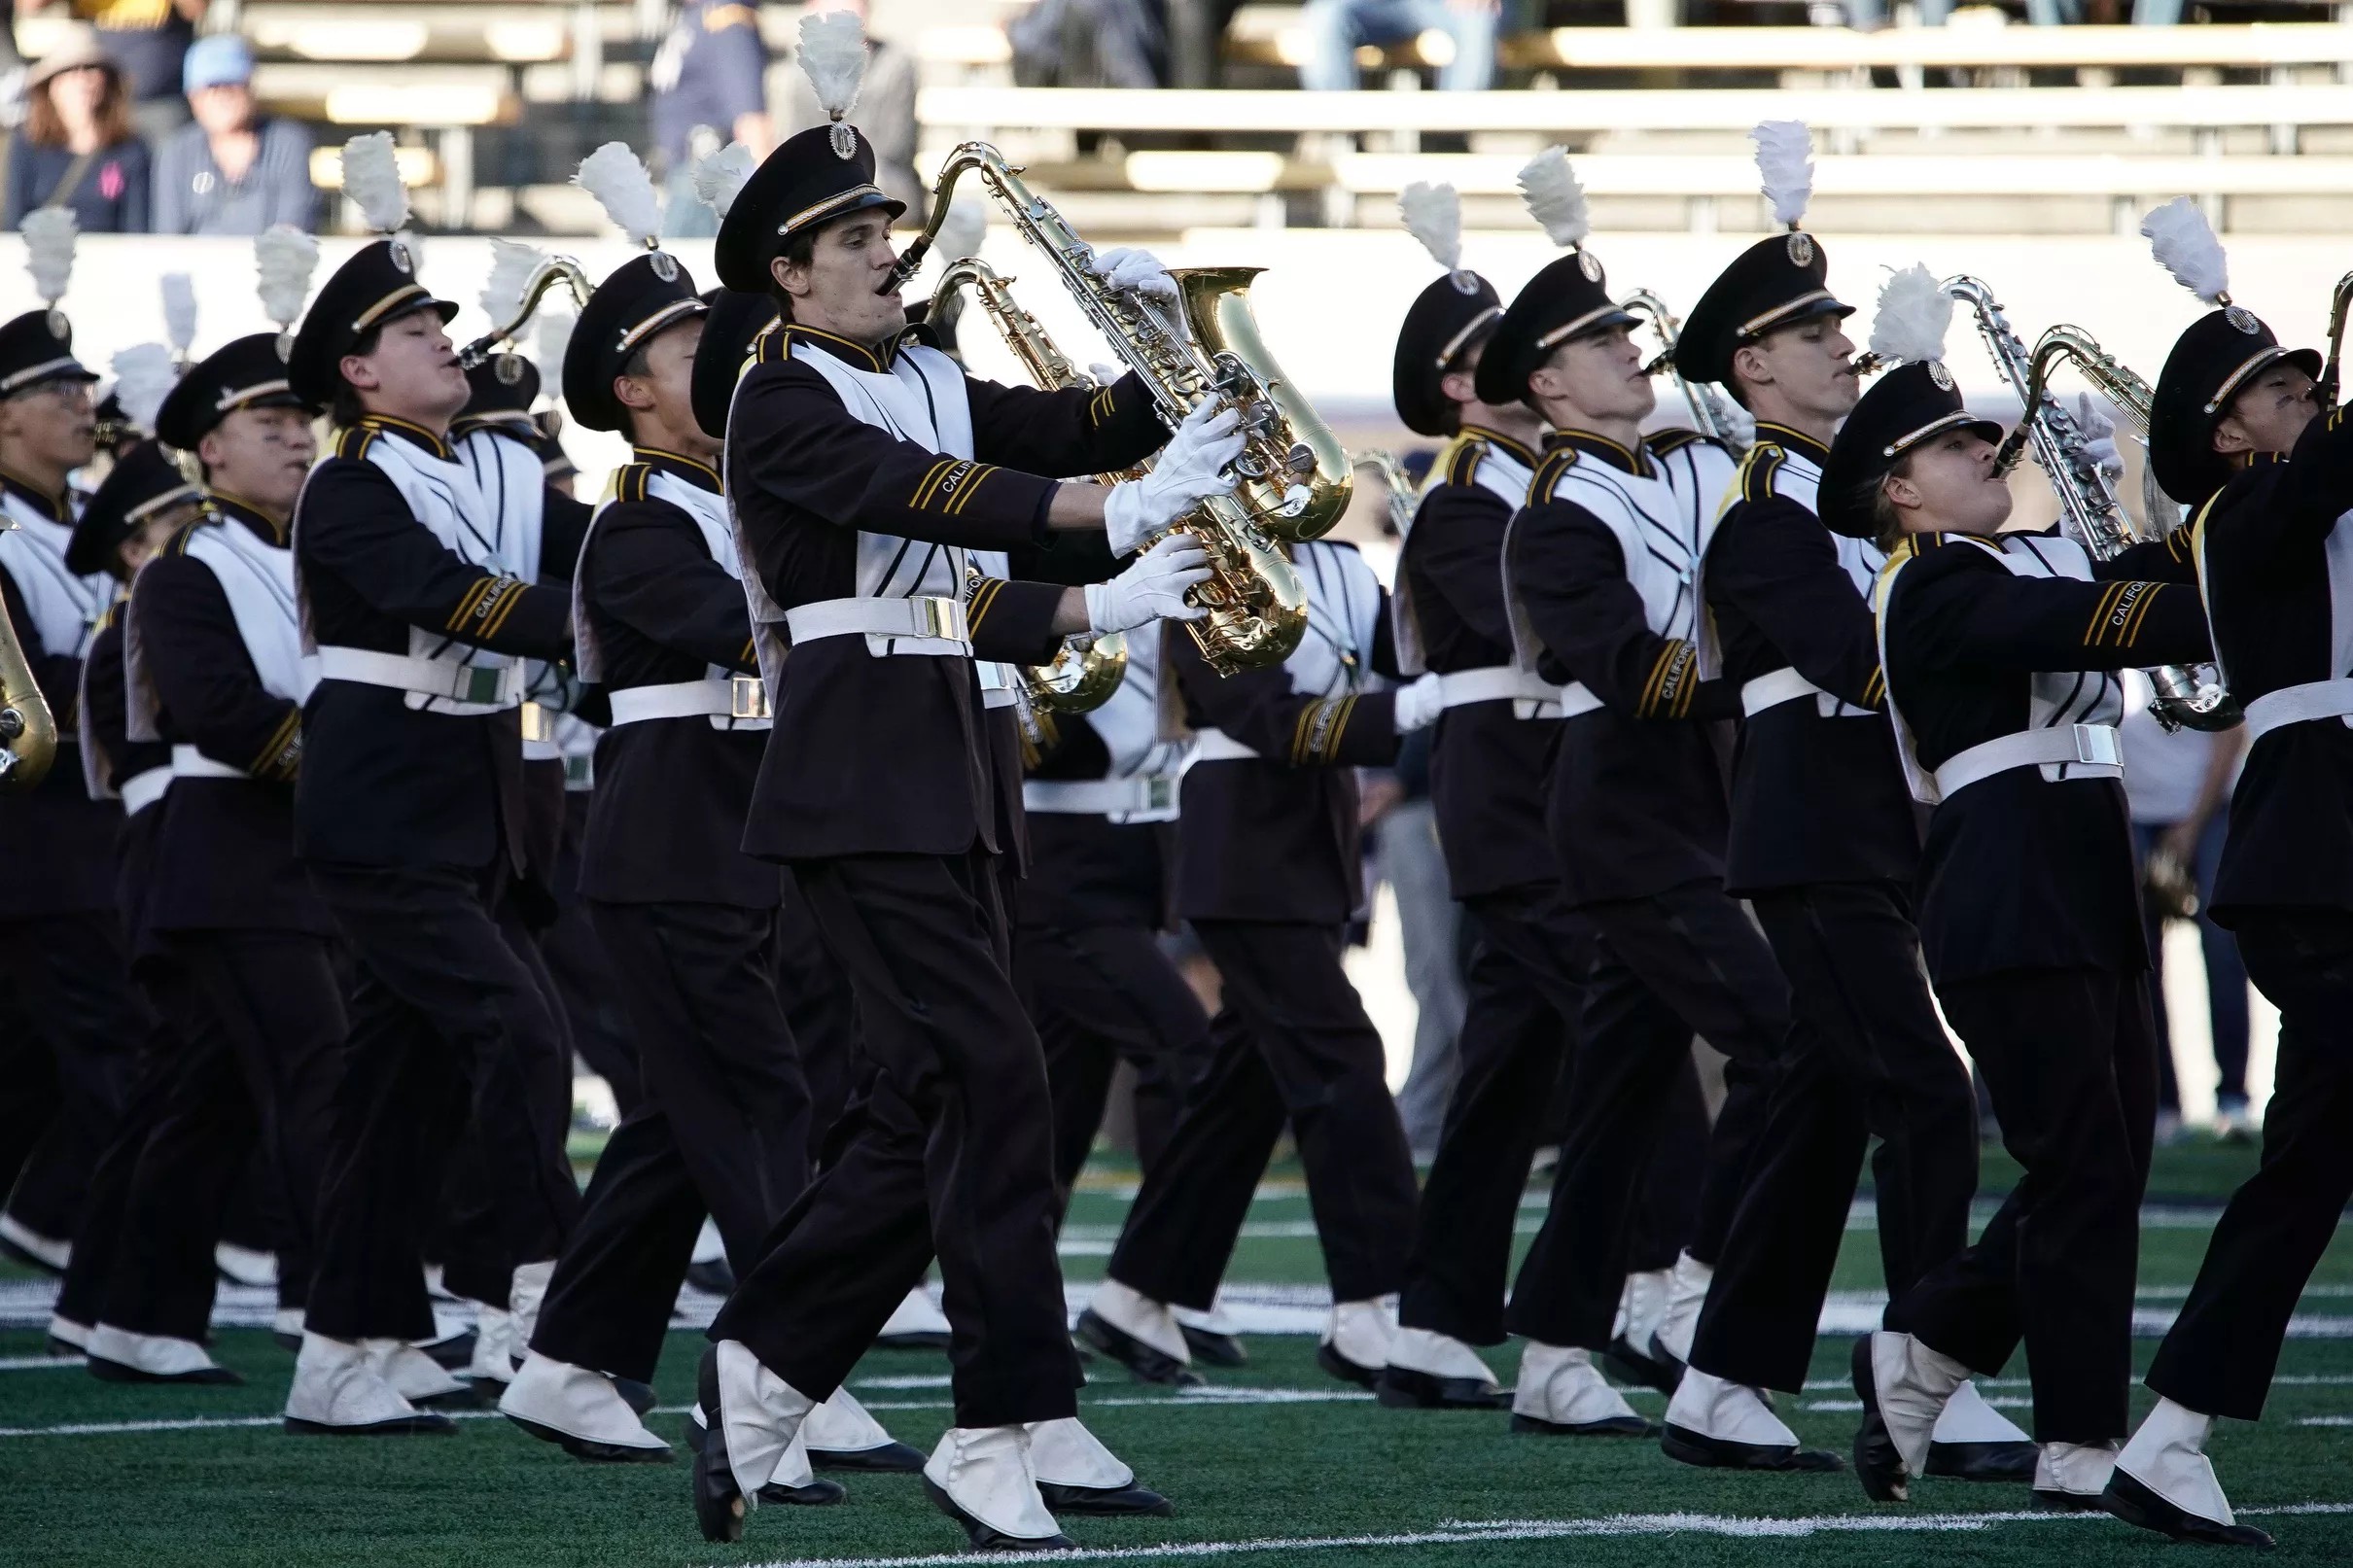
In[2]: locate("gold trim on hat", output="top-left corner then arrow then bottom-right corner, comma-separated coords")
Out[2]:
0,355 -> 85,394
1880,409 -> 1979,459
1536,302 -> 1632,354
352,283 -> 432,334
778,184 -> 886,240
615,297 -> 708,356
2202,345 -> 2296,416
213,377 -> 293,412
1434,305 -> 1503,370
1738,289 -> 1836,341
124,482 -> 199,523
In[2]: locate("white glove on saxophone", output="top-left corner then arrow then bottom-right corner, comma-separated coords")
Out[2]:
1391,672 -> 1447,734
1092,247 -> 1178,301
1086,534 -> 1212,633
1104,401 -> 1245,556
2075,393 -> 2125,483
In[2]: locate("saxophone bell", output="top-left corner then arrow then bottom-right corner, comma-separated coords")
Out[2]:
0,588 -> 57,792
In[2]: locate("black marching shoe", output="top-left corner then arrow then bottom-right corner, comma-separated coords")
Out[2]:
1925,1439 -> 2038,1482
1038,1480 -> 1174,1516
417,1329 -> 477,1372
758,1477 -> 848,1506
1661,1425 -> 1844,1473
614,1377 -> 656,1417
1179,1322 -> 1247,1369
88,1356 -> 244,1387
1074,1308 -> 1201,1388
1376,1365 -> 1509,1411
1848,1336 -> 1908,1503
690,1346 -> 748,1543
685,1257 -> 737,1298
922,1477 -> 1075,1551
1316,1342 -> 1382,1390
813,1441 -> 928,1474
2101,1470 -> 2275,1551
1602,1336 -> 1678,1396
2030,1487 -> 2111,1514
1511,1411 -> 1656,1438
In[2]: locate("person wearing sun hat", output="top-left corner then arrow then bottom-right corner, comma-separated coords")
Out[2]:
1477,145 -> 1806,1457
1834,265 -> 2216,1516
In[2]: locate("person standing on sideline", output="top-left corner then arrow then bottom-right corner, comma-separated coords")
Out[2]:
152,35 -> 317,235
650,0 -> 773,238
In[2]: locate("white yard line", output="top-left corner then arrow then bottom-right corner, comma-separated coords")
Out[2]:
0,1354 -> 84,1371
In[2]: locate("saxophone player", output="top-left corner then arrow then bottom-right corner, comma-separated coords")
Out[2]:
1832,307 -> 2211,1513
2097,203 -> 2353,1551
1660,241 -> 2030,1478
687,17 -> 1225,1544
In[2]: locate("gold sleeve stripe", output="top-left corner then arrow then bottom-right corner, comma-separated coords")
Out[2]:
478,578 -> 531,641
2083,582 -> 2126,645
911,457 -> 958,510
1636,640 -> 1688,717
1288,698 -> 1321,765
2121,581 -> 2165,645
1862,666 -> 1886,708
1087,386 -> 1116,427
966,576 -> 1005,633
248,708 -> 302,779
740,637 -> 757,667
1291,694 -> 1356,764
447,576 -> 497,632
2164,521 -> 2195,562
945,465 -> 998,515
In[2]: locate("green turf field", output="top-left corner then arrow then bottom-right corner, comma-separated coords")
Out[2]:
6,1144 -> 2351,1568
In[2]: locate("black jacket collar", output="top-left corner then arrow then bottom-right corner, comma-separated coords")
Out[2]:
204,490 -> 291,546
1545,428 -> 1649,477
632,446 -> 723,494
1753,422 -> 1831,465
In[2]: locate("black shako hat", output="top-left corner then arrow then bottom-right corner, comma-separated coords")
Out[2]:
1473,251 -> 1639,408
1391,270 -> 1503,437
2149,305 -> 2320,506
692,287 -> 782,440
65,439 -> 198,575
156,333 -> 315,453
286,238 -> 459,407
1818,360 -> 2003,540
1676,230 -> 1853,387
0,309 -> 97,398
562,254 -> 707,435
713,123 -> 906,296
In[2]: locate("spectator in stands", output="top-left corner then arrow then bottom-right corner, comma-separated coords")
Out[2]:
650,0 -> 774,238
1299,0 -> 1498,92
784,0 -> 920,218
4,26 -> 149,231
152,35 -> 315,234
1006,0 -> 1168,90
23,0 -> 208,142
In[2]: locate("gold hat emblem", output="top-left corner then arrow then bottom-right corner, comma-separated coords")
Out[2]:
1577,251 -> 1601,282
2225,304 -> 2260,335
1928,360 -> 1954,391
1787,232 -> 1815,266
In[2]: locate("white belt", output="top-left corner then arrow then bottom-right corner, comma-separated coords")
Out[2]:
1022,774 -> 1180,818
1434,666 -> 1563,711
315,645 -> 526,708
784,595 -> 969,655
1932,722 -> 2122,798
2241,678 -> 2353,746
607,677 -> 772,727
1740,666 -> 1875,719
1546,680 -> 1603,719
1190,727 -> 1259,762
171,744 -> 246,780
119,766 -> 170,816
983,685 -> 1019,710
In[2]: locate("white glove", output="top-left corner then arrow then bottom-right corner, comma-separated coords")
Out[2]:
1085,533 -> 1212,633
2075,393 -> 2124,483
1088,362 -> 1128,389
1092,246 -> 1177,301
1391,672 -> 1447,734
1104,401 -> 1246,556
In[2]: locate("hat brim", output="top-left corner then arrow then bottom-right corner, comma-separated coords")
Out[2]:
2150,344 -> 2321,504
3,361 -> 99,397
28,49 -> 118,89
716,191 -> 906,295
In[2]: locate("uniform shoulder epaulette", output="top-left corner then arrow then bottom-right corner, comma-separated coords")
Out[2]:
1733,443 -> 1787,505
1438,432 -> 1485,490
1530,445 -> 1580,504
1644,428 -> 1728,460
333,425 -> 378,461
162,510 -> 216,558
608,463 -> 654,506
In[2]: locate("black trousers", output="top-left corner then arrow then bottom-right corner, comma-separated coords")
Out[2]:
1505,878 -> 1790,1350
51,995 -> 184,1331
1018,921 -> 1212,1211
303,862 -> 579,1343
90,934 -> 346,1341
1886,964 -> 2156,1444
1399,883 -> 1704,1345
1687,881 -> 1981,1393
708,851 -> 1080,1430
541,791 -> 640,1111
1105,920 -> 1421,1309
2148,909 -> 2353,1422
0,911 -> 138,1241
531,900 -> 816,1385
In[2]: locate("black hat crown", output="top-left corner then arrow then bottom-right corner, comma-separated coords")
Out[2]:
562,254 -> 707,435
1819,361 -> 2003,540
156,332 -> 314,453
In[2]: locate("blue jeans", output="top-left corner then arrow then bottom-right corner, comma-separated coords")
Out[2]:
1299,0 -> 1499,91
2134,816 -> 2252,1113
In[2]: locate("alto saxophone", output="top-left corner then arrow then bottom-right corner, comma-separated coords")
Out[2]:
1623,290 -> 1751,453
458,257 -> 596,370
2317,265 -> 2353,410
890,142 -> 1352,545
1949,277 -> 2237,733
0,581 -> 56,791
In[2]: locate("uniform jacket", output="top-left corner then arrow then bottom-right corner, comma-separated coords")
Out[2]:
1505,428 -> 1739,907
1877,524 -> 2208,982
723,324 -> 1162,863
1176,540 -> 1401,926
1397,423 -> 1561,901
1703,424 -> 1919,894
292,416 -> 577,873
131,497 -> 333,940
79,611 -> 162,934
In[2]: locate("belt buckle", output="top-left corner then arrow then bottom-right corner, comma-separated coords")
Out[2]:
1142,776 -> 1175,812
519,701 -> 550,742
2070,723 -> 2118,766
918,596 -> 961,641
461,665 -> 507,705
730,674 -> 771,720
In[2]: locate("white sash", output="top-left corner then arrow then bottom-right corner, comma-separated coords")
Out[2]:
457,423 -> 557,746
1392,436 -> 1532,679
125,512 -> 315,763
965,545 -> 1017,706
0,491 -> 103,662
1715,442 -> 1879,719
1287,540 -> 1385,701
2194,499 -> 2353,719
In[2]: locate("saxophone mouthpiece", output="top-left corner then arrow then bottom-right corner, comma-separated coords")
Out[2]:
1639,349 -> 1674,377
1849,352 -> 1898,377
884,238 -> 930,294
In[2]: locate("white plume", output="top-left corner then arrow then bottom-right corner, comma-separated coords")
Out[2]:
20,208 -> 76,306
253,225 -> 320,333
160,272 -> 197,354
689,141 -> 756,220
481,239 -> 545,326
108,344 -> 176,436
933,198 -> 988,263
1868,263 -> 1953,366
797,9 -> 868,122
339,131 -> 410,234
537,310 -> 575,378
1397,180 -> 1462,274
2140,196 -> 2230,306
1517,147 -> 1590,251
575,142 -> 663,251
1751,120 -> 1814,229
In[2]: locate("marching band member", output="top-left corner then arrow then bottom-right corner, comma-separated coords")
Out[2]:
1834,300 -> 2211,1511
280,139 -> 583,1436
1483,152 -> 1799,1444
2100,203 -> 2353,1550
1660,232 -> 2029,1475
688,15 -> 1216,1545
